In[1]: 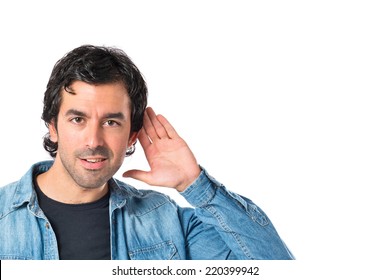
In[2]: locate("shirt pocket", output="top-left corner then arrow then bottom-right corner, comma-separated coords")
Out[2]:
128,241 -> 180,260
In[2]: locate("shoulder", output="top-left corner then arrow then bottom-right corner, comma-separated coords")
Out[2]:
110,178 -> 180,216
0,161 -> 53,218
0,181 -> 21,218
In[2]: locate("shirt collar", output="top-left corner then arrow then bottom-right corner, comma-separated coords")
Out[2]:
10,160 -> 139,212
12,160 -> 54,209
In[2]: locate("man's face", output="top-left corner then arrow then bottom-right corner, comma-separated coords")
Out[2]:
49,81 -> 136,189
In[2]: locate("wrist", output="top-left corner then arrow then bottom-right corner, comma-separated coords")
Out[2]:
180,165 -> 220,207
175,165 -> 201,192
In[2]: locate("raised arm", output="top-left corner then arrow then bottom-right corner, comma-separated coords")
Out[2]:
123,107 -> 294,259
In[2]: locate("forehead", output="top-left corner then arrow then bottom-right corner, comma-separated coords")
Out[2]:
60,81 -> 131,114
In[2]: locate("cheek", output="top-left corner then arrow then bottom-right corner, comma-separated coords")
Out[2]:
108,134 -> 131,156
57,133 -> 79,154
54,126 -> 83,151
60,132 -> 76,142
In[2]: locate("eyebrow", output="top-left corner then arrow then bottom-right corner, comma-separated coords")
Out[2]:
65,109 -> 126,120
103,112 -> 125,120
65,109 -> 87,117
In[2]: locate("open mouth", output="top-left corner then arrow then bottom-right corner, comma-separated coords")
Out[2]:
80,158 -> 108,169
83,158 -> 106,163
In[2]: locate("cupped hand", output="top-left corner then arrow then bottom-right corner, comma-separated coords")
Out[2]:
123,107 -> 201,192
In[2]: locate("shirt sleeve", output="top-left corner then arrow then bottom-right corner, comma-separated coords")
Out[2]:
180,167 -> 294,260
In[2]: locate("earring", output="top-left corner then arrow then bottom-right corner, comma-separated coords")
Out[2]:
126,145 -> 135,156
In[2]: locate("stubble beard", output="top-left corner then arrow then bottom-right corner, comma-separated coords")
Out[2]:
58,146 -> 122,190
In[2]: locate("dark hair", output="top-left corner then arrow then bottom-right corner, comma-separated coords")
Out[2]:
42,45 -> 148,158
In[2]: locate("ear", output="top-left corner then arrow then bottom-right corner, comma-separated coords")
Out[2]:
49,120 -> 58,142
128,131 -> 139,147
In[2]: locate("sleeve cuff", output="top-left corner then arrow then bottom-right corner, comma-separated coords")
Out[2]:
180,166 -> 222,207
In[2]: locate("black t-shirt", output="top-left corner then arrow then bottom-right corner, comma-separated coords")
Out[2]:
34,181 -> 111,260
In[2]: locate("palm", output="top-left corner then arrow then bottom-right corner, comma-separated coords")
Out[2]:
123,108 -> 200,192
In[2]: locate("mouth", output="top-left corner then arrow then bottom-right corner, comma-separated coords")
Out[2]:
79,157 -> 108,170
83,158 -> 106,163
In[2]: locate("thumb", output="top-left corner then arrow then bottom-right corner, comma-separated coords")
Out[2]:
122,169 -> 151,183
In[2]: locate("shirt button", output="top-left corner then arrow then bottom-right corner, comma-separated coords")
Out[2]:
45,222 -> 50,229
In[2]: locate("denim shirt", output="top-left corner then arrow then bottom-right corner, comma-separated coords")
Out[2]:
0,161 -> 294,260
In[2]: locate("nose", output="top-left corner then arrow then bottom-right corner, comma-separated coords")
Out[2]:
84,122 -> 105,148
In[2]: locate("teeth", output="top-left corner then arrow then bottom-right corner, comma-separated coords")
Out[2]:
86,159 -> 104,163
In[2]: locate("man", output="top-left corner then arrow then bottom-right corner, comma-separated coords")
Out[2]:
0,45 -> 293,260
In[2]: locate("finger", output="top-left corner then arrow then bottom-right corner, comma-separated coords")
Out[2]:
146,107 -> 170,139
157,114 -> 179,139
123,169 -> 152,184
142,109 -> 159,141
137,128 -> 151,149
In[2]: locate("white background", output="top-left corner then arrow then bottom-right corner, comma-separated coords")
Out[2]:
0,0 -> 368,273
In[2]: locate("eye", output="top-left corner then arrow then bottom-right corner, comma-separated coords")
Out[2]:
71,117 -> 84,124
104,120 -> 120,127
